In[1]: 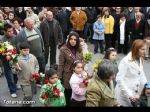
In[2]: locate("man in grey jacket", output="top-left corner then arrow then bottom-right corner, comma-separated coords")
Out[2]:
16,17 -> 45,73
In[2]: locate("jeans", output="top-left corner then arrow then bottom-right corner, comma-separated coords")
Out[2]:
94,40 -> 104,53
3,61 -> 17,94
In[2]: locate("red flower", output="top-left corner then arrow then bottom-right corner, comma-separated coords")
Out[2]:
53,85 -> 60,96
13,48 -> 17,54
41,94 -> 47,99
83,79 -> 89,86
32,73 -> 39,80
44,80 -> 49,84
7,49 -> 13,53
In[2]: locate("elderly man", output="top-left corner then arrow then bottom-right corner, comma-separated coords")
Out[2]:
16,17 -> 45,73
26,7 -> 41,28
128,12 -> 145,46
40,11 -> 63,67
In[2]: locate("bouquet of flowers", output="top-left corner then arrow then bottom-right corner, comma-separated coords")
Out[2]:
40,84 -> 63,106
93,58 -> 104,72
0,41 -> 19,65
82,52 -> 93,62
31,72 -> 45,85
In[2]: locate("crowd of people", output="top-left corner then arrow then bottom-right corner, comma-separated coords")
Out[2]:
0,7 -> 150,107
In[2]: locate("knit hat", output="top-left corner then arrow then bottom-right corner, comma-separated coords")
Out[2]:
146,82 -> 150,89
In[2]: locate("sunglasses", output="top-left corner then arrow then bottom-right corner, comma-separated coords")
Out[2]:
146,82 -> 150,89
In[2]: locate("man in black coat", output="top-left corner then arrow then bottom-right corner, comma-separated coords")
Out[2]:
55,7 -> 71,42
128,12 -> 145,46
40,11 -> 63,67
84,7 -> 97,42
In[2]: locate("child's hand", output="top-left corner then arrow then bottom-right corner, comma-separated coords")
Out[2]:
45,101 -> 49,107
15,63 -> 22,71
79,82 -> 86,88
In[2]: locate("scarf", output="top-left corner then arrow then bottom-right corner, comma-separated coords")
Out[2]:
120,19 -> 125,44
21,55 -> 30,61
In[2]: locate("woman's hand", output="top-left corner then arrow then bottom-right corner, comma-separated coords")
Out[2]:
129,95 -> 139,102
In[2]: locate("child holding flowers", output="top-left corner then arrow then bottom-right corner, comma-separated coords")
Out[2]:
39,68 -> 66,107
69,60 -> 90,106
15,42 -> 39,106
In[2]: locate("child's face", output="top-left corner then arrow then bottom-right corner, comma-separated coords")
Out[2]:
109,51 -> 117,62
49,74 -> 58,84
145,88 -> 150,96
20,49 -> 30,56
74,63 -> 83,74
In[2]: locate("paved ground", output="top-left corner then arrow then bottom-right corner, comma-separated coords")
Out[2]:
0,42 -> 150,107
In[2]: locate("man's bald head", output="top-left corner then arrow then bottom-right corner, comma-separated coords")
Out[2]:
46,11 -> 53,21
24,17 -> 34,31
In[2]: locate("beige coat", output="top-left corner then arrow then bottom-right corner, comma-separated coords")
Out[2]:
86,75 -> 119,107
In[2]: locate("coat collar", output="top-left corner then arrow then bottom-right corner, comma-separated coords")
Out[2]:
94,75 -> 115,98
127,52 -> 143,70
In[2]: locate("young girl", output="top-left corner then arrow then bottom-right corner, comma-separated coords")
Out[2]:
132,82 -> 150,107
69,60 -> 89,107
39,68 -> 66,107
104,47 -> 117,63
104,47 -> 118,87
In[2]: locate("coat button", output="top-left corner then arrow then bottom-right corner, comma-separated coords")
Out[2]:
135,90 -> 138,93
136,84 -> 139,87
138,71 -> 140,75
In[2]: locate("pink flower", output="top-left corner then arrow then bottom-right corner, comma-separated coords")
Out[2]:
6,55 -> 10,61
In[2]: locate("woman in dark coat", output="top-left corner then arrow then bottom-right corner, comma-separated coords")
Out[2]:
57,31 -> 83,106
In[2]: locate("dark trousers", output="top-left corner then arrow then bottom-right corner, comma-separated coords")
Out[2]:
70,99 -> 86,107
105,34 -> 112,50
83,23 -> 94,41
112,31 -> 118,49
64,89 -> 72,106
37,56 -> 45,73
45,44 -> 57,66
3,61 -> 17,94
94,40 -> 104,53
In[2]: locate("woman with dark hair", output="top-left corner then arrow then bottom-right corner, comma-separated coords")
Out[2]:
115,39 -> 147,106
86,60 -> 120,107
57,31 -> 83,106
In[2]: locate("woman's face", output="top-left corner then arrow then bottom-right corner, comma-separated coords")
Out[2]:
13,20 -> 20,29
9,13 -> 14,20
145,88 -> 150,96
138,45 -> 146,57
69,35 -> 77,47
105,75 -> 115,83
109,51 -> 117,62
104,10 -> 109,16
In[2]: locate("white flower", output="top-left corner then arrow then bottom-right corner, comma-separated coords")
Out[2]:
59,92 -> 64,97
7,45 -> 13,50
40,73 -> 45,78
